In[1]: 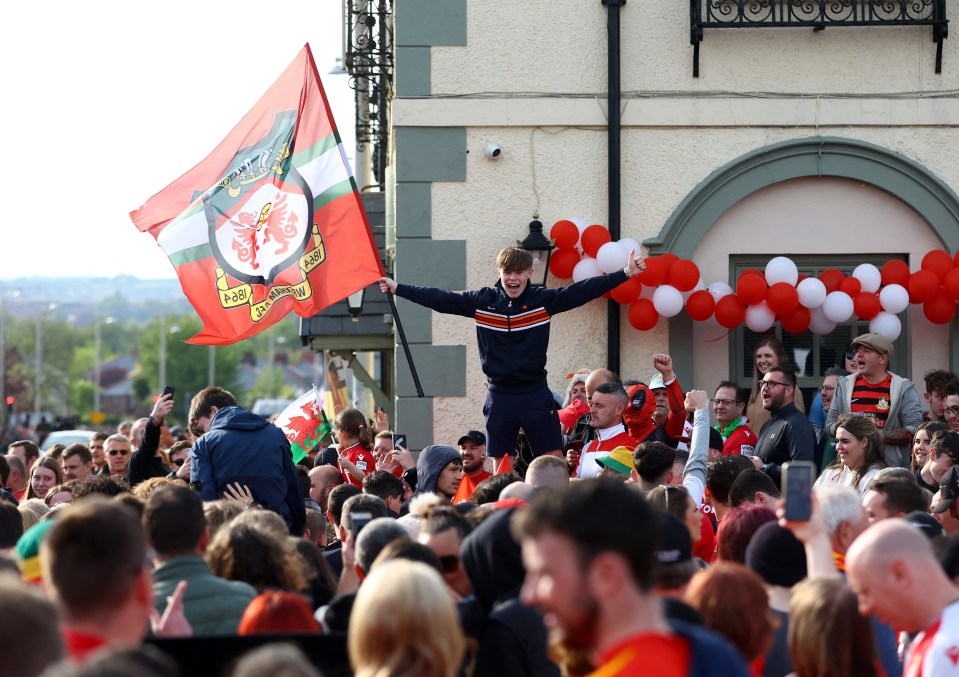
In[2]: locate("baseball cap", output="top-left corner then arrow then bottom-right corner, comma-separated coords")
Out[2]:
851,333 -> 894,357
558,398 -> 589,429
708,427 -> 724,452
457,430 -> 486,447
655,512 -> 692,565
933,466 -> 959,514
904,511 -> 945,539
595,446 -> 635,477
649,373 -> 666,390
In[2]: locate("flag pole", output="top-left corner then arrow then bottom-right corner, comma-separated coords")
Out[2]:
386,292 -> 425,397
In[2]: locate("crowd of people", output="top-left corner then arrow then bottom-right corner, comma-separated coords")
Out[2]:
4,247 -> 959,676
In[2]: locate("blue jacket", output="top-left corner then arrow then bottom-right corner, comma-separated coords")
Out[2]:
190,406 -> 305,535
397,270 -> 628,394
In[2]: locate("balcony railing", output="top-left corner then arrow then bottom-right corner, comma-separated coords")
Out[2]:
690,0 -> 948,76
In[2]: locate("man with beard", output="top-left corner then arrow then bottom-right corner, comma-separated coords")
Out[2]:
513,480 -> 748,676
752,368 -> 815,486
454,431 -> 490,504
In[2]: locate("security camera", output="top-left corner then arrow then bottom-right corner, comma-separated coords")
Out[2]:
485,143 -> 502,160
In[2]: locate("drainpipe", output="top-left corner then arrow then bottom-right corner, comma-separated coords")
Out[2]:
603,0 -> 624,375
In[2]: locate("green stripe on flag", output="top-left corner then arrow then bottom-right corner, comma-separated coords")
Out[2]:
313,178 -> 357,211
293,133 -> 339,165
170,242 -> 213,267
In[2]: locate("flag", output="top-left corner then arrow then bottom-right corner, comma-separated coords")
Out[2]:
275,385 -> 332,464
130,44 -> 383,345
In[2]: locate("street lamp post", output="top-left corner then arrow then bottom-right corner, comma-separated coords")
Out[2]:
93,316 -> 114,414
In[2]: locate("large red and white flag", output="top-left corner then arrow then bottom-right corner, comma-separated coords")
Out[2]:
131,44 -> 383,345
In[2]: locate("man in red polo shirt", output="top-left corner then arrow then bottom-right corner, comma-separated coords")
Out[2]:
711,381 -> 757,458
825,333 -> 923,468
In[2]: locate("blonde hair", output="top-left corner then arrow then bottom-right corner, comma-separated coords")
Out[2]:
349,560 -> 465,677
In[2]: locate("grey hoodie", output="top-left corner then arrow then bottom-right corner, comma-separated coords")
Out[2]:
415,444 -> 461,494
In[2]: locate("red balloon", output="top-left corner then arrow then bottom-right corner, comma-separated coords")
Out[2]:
922,250 -> 954,281
610,277 -> 642,305
685,290 -> 715,321
780,305 -> 811,334
550,220 -> 580,250
819,269 -> 845,293
715,295 -> 746,329
945,268 -> 959,301
839,277 -> 862,297
581,225 -> 611,258
925,289 -> 957,324
881,260 -> 911,287
909,270 -> 941,304
667,259 -> 701,292
736,273 -> 767,306
853,292 -> 882,321
639,256 -> 668,286
742,268 -> 766,282
659,253 -> 680,270
548,248 -> 581,279
766,282 -> 800,315
628,299 -> 659,331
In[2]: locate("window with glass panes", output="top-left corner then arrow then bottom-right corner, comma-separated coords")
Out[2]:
729,256 -> 908,407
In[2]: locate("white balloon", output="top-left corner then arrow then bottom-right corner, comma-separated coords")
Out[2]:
572,257 -> 602,282
796,277 -> 827,309
822,291 -> 854,323
765,256 -> 799,286
618,238 -> 641,258
852,264 -> 882,294
595,242 -> 629,274
745,302 -> 776,333
652,285 -> 684,318
570,218 -> 588,253
870,311 -> 902,341
708,281 -> 733,301
808,306 -> 837,335
879,284 -> 910,314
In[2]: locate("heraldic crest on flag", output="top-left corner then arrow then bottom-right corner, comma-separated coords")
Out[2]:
130,44 -> 383,345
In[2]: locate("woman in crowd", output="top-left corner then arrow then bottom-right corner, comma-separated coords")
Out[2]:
647,484 -> 702,546
788,577 -> 880,677
747,337 -> 805,437
333,408 -> 376,487
206,522 -> 307,593
685,562 -> 778,676
26,457 -> 62,501
349,559 -> 465,677
237,591 -> 321,635
716,504 -> 777,564
43,482 -> 74,507
912,421 -> 947,474
814,414 -> 885,497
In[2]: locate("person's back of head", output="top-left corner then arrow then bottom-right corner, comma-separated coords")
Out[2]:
868,478 -> 930,517
816,484 -> 867,539
41,498 -> 146,623
205,522 -> 306,592
362,470 -> 404,504
203,499 -> 242,540
188,386 -> 239,431
233,507 -> 290,541
231,643 -> 322,677
728,469 -> 781,508
706,455 -> 755,507
0,573 -> 64,677
372,538 -> 444,574
931,429 -> 959,465
72,474 -> 131,500
634,441 -> 676,485
355,518 -> 408,576
470,473 -> 518,505
512,478 -> 660,592
716,504 -> 777,563
143,485 -> 206,558
525,455 -> 569,490
342,494 -> 388,535
328,483 -> 362,528
0,502 -> 23,549
237,591 -> 321,636
349,559 -> 464,677
500,481 -> 536,502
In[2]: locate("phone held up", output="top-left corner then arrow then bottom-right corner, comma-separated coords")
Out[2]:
782,461 -> 815,522
162,385 -> 175,398
350,511 -> 373,535
393,433 -> 407,450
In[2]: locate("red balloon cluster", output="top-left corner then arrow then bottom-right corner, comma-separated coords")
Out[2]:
547,219 -> 959,331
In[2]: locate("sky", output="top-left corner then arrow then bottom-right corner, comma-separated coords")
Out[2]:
1,1 -> 356,280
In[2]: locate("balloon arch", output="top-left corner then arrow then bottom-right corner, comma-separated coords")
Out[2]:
549,219 -> 959,341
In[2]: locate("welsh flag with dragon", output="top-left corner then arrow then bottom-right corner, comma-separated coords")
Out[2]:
130,44 -> 383,345
275,386 -> 331,464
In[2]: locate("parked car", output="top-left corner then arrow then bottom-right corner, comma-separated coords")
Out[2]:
40,429 -> 93,452
251,398 -> 293,419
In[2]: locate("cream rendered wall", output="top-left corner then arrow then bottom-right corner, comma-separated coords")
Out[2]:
405,1 -> 959,444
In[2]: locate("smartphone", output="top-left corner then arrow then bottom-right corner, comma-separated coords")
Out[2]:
162,385 -> 175,398
350,511 -> 373,535
393,433 -> 407,449
782,461 -> 815,521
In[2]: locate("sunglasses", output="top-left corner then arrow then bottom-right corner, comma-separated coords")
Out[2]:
439,555 -> 459,574
173,457 -> 186,467
108,448 -> 130,456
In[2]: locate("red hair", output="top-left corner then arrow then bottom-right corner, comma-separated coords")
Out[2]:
238,591 -> 321,635
716,504 -> 776,563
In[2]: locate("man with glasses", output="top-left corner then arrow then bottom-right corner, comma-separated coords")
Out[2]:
942,384 -> 959,433
751,368 -> 815,486
103,434 -> 132,479
825,333 -> 923,468
712,381 -> 757,457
